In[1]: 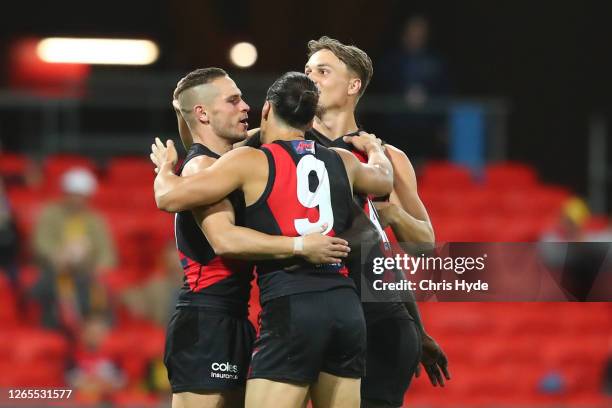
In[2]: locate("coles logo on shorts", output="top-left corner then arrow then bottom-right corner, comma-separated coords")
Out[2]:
210,362 -> 239,380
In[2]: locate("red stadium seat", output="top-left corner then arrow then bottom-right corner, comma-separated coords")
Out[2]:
419,161 -> 474,188
93,184 -> 157,212
10,328 -> 69,362
0,152 -> 31,178
43,154 -> 97,175
6,187 -> 48,241
485,162 -> 539,188
106,157 -> 155,187
583,216 -> 611,233
0,361 -> 66,387
0,275 -> 19,328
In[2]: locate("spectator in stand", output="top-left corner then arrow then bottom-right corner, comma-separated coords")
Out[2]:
67,313 -> 125,404
30,167 -> 116,333
120,241 -> 182,326
0,179 -> 21,294
375,15 -> 450,161
540,197 -> 610,301
378,15 -> 449,107
541,197 -> 591,242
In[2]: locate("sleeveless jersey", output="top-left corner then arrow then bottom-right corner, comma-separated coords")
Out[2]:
174,143 -> 253,313
306,128 -> 399,247
245,139 -> 356,303
306,129 -> 411,320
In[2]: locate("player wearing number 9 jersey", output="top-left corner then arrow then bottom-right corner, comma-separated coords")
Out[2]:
151,72 -> 394,408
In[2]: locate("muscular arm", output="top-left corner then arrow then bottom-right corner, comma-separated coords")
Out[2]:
376,145 -> 450,386
334,138 -> 394,197
375,144 -> 435,244
152,141 -> 255,212
183,156 -> 348,263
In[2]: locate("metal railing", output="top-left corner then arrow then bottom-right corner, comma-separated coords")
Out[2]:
0,71 -> 509,163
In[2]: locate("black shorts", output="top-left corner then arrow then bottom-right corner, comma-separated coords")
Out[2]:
361,315 -> 422,407
249,287 -> 366,383
163,306 -> 255,393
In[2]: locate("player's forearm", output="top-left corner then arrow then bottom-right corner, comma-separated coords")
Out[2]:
403,296 -> 427,337
385,205 -> 435,244
364,145 -> 394,196
209,225 -> 296,260
154,164 -> 222,212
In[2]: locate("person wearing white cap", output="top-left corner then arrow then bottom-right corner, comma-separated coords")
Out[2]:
61,167 -> 98,197
31,166 -> 116,332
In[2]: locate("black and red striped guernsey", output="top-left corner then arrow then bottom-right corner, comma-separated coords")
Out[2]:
307,128 -> 411,321
307,128 -> 394,251
174,143 -> 253,312
245,139 -> 356,303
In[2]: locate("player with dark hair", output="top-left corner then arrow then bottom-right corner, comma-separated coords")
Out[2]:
151,71 -> 394,408
165,67 -> 351,408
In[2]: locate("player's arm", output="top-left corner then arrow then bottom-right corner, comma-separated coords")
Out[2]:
150,138 -> 252,212
182,157 -> 349,264
378,147 -> 449,386
374,144 -> 435,244
233,127 -> 261,148
198,202 -> 348,263
334,134 -> 394,197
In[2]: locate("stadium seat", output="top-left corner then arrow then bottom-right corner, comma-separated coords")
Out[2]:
0,152 -> 31,179
10,328 -> 69,362
0,275 -> 18,328
106,157 -> 155,187
93,184 -> 157,212
485,162 -> 539,188
5,187 -> 48,243
419,161 -> 474,188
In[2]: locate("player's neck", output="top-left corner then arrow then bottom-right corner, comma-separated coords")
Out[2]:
193,132 -> 232,156
313,107 -> 358,141
263,122 -> 304,143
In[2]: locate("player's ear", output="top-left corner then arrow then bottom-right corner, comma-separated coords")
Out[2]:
262,100 -> 271,120
194,105 -> 209,124
348,78 -> 361,97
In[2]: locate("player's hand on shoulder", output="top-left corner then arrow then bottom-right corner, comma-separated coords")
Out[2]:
150,137 -> 178,173
343,131 -> 384,153
300,224 -> 350,264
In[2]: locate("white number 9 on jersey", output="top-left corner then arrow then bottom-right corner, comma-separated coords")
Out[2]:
294,155 -> 334,235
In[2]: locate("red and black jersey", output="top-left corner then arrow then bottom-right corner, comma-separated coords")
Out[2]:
307,128 -> 395,251
306,129 -> 411,322
174,143 -> 253,313
245,139 -> 355,303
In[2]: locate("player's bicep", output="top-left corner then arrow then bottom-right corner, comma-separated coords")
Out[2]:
181,150 -> 248,205
352,161 -> 393,197
194,199 -> 236,242
388,146 -> 430,222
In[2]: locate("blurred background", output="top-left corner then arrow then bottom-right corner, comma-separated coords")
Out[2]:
0,0 -> 610,406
